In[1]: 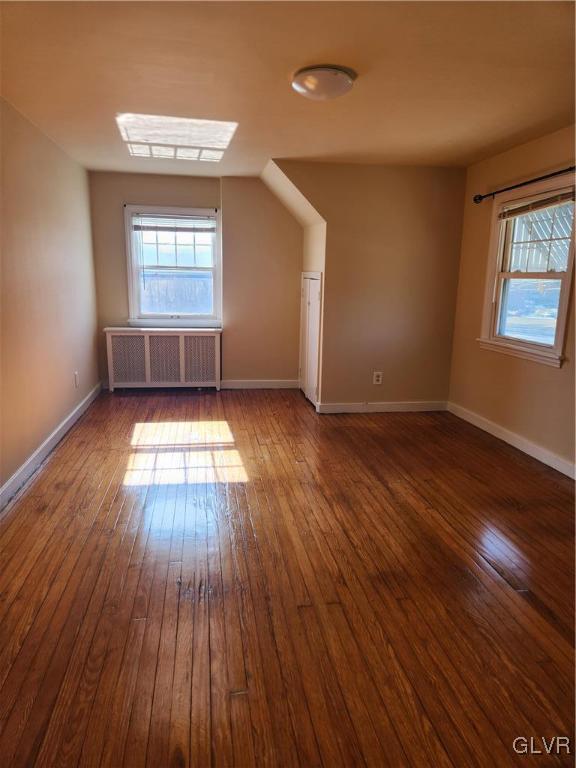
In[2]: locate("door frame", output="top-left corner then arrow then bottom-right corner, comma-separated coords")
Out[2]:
299,271 -> 323,408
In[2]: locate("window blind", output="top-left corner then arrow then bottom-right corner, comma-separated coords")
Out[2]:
131,214 -> 217,234
499,190 -> 575,221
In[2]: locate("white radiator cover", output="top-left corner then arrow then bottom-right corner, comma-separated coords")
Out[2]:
104,328 -> 221,391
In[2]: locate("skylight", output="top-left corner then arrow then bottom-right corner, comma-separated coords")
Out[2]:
116,113 -> 237,163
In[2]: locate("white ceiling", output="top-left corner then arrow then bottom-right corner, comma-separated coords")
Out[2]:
1,1 -> 574,176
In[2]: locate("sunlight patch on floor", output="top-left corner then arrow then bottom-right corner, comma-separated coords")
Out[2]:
125,420 -> 247,485
130,420 -> 235,447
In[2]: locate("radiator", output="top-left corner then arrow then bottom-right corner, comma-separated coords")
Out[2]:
104,328 -> 221,391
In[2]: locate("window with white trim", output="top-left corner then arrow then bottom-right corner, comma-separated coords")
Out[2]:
479,177 -> 574,367
125,205 -> 221,326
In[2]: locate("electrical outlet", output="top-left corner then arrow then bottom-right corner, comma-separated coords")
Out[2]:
373,371 -> 383,385
74,371 -> 79,389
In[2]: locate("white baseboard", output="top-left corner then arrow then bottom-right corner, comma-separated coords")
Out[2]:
103,379 -> 299,391
220,379 -> 299,389
447,401 -> 575,479
316,400 -> 447,414
0,383 -> 102,511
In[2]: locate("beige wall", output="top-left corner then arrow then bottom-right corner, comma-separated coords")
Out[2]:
303,222 -> 326,274
449,126 -> 575,462
262,157 -> 326,278
277,161 -> 465,404
0,99 -> 99,485
221,177 -> 302,380
89,172 -> 302,382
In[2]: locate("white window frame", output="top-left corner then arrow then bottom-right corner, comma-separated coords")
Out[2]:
124,204 -> 222,328
478,175 -> 574,367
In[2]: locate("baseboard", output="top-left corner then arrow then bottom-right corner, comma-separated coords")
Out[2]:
220,379 -> 299,389
447,401 -> 575,479
0,382 -> 102,511
316,400 -> 447,414
104,379 -> 299,391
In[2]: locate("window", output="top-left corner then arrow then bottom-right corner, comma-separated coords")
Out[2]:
125,205 -> 221,326
479,177 -> 574,366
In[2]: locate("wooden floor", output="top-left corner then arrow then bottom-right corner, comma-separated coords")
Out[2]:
0,390 -> 573,767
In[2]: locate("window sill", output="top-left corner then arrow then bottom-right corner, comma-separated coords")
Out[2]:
127,318 -> 222,330
477,338 -> 563,367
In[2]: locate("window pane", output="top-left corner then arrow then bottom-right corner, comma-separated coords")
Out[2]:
507,201 -> 573,273
176,244 -> 195,267
552,204 -> 573,238
498,278 -> 561,345
142,243 -> 157,266
526,243 -> 550,271
158,244 -> 176,266
195,245 -> 213,267
527,210 -> 553,240
509,243 -> 528,272
140,269 -> 213,315
549,240 -> 570,271
176,231 -> 194,246
157,230 -> 175,245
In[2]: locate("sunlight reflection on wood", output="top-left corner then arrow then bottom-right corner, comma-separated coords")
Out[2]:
123,448 -> 248,486
130,420 -> 235,447
126,421 -> 247,485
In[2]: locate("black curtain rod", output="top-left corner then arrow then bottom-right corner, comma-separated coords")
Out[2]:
473,166 -> 575,204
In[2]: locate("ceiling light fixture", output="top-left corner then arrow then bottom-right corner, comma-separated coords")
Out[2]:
291,65 -> 357,101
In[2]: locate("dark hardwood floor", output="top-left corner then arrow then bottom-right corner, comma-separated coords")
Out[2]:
0,389 -> 573,767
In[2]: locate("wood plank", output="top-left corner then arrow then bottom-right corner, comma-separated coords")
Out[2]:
0,390 -> 572,768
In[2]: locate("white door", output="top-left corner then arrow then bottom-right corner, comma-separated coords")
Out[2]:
300,275 -> 321,405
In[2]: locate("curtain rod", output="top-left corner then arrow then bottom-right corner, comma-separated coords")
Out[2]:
473,166 -> 575,204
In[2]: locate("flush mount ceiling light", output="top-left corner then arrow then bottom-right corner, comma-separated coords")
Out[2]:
116,113 -> 238,162
291,65 -> 357,101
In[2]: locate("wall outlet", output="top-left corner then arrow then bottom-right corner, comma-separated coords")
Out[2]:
373,371 -> 383,385
74,371 -> 79,389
